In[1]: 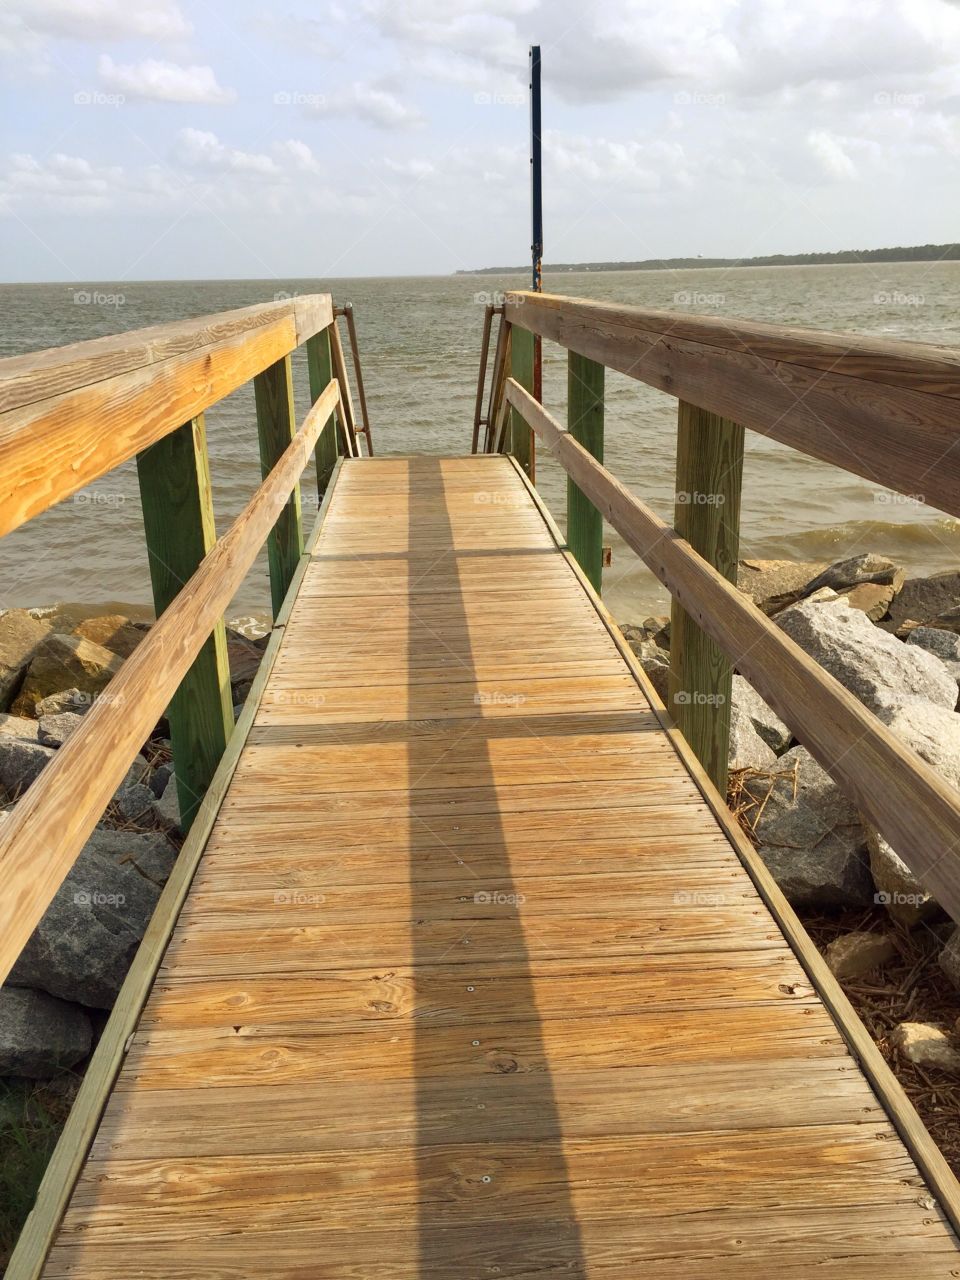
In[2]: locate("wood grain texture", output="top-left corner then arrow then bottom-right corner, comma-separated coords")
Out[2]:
567,350 -> 605,590
24,452 -> 959,1278
255,355 -> 305,618
0,299 -> 332,535
506,289 -> 960,517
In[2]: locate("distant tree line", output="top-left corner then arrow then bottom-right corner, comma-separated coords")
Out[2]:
457,243 -> 960,275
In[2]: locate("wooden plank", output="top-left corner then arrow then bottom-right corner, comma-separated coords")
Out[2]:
0,380 -> 340,987
304,327 -> 339,500
254,354 -> 304,618
139,952 -> 816,1030
668,398 -> 744,792
136,414 -> 233,831
506,289 -> 960,518
506,377 -> 960,925
41,1207 -> 959,1280
3,464 -> 345,1280
93,1060 -> 876,1157
0,303 -> 333,536
567,350 -> 605,590
56,1127 -> 922,1241
0,295 -> 331,414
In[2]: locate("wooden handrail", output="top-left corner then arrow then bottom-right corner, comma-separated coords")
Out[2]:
0,378 -> 340,986
0,294 -> 333,536
504,375 -> 960,924
505,290 -> 960,518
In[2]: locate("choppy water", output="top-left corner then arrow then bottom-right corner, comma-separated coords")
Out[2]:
2,262 -> 959,626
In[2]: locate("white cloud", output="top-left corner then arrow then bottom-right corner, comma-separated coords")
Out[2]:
313,81 -> 425,129
1,151 -> 125,211
806,129 -> 860,180
384,157 -> 436,179
175,128 -> 278,176
97,55 -> 235,104
6,0 -> 190,42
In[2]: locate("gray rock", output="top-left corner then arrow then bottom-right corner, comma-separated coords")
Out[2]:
0,987 -> 92,1079
737,558 -> 827,614
728,703 -> 777,771
889,570 -> 960,631
622,629 -> 671,705
0,713 -> 40,741
114,782 -> 161,825
863,700 -> 960,924
0,609 -> 53,710
120,754 -> 150,790
777,597 -> 956,717
0,736 -> 56,797
799,553 -> 902,599
907,627 -> 960,691
824,930 -> 896,979
754,745 -> 872,908
149,761 -> 173,798
37,710 -> 85,747
35,688 -> 95,717
731,675 -> 791,753
941,929 -> 960,991
10,826 -> 177,1007
155,774 -> 181,828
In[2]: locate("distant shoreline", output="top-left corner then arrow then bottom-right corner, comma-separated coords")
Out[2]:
457,243 -> 960,276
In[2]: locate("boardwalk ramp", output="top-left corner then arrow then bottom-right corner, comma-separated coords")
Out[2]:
32,455 -> 960,1277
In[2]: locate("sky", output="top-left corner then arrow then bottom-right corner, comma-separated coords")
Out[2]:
1,0 -> 959,281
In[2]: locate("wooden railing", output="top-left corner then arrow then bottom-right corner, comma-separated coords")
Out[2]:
490,290 -> 960,925
0,294 -> 353,986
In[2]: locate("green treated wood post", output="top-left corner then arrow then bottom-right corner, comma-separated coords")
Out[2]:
567,351 -> 605,592
254,354 -> 304,619
510,325 -> 535,478
668,399 -> 745,795
306,327 -> 340,503
136,414 -> 234,832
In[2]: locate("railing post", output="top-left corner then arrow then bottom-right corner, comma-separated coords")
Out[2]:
254,354 -> 304,618
136,414 -> 234,831
668,399 -> 745,794
566,351 -> 605,591
306,328 -> 339,502
509,323 -> 536,478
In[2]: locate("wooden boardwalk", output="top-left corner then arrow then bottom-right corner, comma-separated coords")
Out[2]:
43,455 -> 959,1277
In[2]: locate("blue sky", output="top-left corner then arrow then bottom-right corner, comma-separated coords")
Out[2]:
2,0 -> 959,281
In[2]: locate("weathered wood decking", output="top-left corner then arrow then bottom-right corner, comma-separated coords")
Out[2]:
43,455 -> 959,1276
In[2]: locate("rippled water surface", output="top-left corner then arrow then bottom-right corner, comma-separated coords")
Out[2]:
2,262 -> 959,625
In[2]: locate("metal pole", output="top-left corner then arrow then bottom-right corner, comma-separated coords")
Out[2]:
529,44 -> 543,465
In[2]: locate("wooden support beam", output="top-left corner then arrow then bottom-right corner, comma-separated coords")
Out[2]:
254,354 -> 304,618
566,351 -> 605,592
306,329 -> 339,503
509,324 -> 536,479
668,401 -> 745,793
136,415 -> 234,831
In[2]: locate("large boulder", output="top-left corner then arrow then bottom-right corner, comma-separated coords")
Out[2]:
906,627 -> 960,694
10,827 -> 178,1008
864,700 -> 960,925
0,987 -> 92,1079
753,745 -> 872,908
0,736 -> 56,798
38,711 -> 85,747
12,633 -> 123,717
736,558 -> 827,614
0,713 -> 40,742
35,688 -> 95,717
888,570 -> 960,631
0,609 -> 53,710
731,675 -> 791,753
74,614 -> 146,659
776,596 -> 956,717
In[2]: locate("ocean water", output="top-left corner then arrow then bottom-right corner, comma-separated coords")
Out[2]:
1,262 -> 959,627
